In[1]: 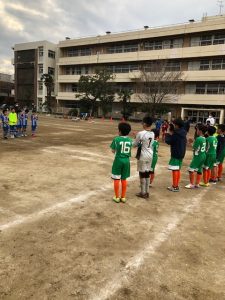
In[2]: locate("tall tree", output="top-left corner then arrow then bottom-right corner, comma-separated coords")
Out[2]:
135,61 -> 183,117
76,68 -> 115,116
41,73 -> 55,113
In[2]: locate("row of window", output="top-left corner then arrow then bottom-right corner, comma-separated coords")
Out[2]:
38,47 -> 56,59
61,33 -> 225,57
38,64 -> 55,75
60,83 -> 225,95
196,83 -> 225,94
199,59 -> 225,70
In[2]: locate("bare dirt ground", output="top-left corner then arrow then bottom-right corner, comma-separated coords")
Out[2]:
0,115 -> 225,300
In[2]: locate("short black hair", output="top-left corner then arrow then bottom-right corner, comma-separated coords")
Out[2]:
25,109 -> 29,113
207,126 -> 216,136
218,124 -> 225,132
173,118 -> 184,128
142,116 -> 153,127
118,122 -> 131,136
197,124 -> 207,134
151,128 -> 159,139
3,109 -> 7,114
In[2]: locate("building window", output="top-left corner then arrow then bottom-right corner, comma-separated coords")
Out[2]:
212,58 -> 225,70
39,47 -> 44,57
72,84 -> 78,92
66,48 -> 91,57
207,83 -> 219,94
48,50 -> 55,59
165,61 -> 181,71
38,82 -> 43,90
200,35 -> 212,46
48,67 -> 55,76
213,34 -> 225,45
196,84 -> 206,94
199,60 -> 210,70
107,44 -> 138,54
38,64 -> 43,74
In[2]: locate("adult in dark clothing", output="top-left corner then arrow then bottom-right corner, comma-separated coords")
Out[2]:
184,117 -> 191,133
165,118 -> 187,192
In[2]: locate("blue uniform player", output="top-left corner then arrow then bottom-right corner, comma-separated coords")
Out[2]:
31,111 -> 38,137
1,110 -> 9,139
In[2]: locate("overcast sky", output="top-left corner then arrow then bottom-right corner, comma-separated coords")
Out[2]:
0,0 -> 222,74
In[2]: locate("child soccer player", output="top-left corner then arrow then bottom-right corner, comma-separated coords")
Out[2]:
185,124 -> 207,189
133,117 -> 154,199
165,118 -> 187,192
8,107 -> 18,138
31,111 -> 38,137
213,124 -> 225,182
22,109 -> 29,136
149,128 -> 159,186
1,109 -> 9,139
200,126 -> 217,187
110,122 -> 132,203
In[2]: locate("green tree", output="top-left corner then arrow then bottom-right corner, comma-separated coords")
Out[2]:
41,73 -> 55,113
76,68 -> 115,117
118,89 -> 133,120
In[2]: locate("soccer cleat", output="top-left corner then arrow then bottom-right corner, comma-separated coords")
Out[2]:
120,197 -> 126,203
211,180 -> 217,185
167,186 -> 179,192
195,184 -> 200,188
113,196 -> 120,203
185,184 -> 195,189
136,192 -> 149,199
199,182 -> 210,187
217,177 -> 222,182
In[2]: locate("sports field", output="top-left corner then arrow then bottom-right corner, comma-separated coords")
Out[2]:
0,116 -> 225,300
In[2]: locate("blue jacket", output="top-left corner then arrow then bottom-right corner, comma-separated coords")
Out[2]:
165,127 -> 187,159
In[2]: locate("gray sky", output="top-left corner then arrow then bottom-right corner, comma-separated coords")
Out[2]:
0,0 -> 221,74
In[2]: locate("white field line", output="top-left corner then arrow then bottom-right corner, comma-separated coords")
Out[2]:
0,175 -> 138,232
90,188 -> 209,300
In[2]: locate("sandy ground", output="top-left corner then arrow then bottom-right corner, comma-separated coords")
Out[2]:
0,116 -> 225,300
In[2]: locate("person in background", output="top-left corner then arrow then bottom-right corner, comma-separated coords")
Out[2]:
8,107 -> 18,138
161,120 -> 169,142
31,111 -> 38,137
184,117 -> 191,133
206,114 -> 215,126
1,109 -> 9,139
149,128 -> 159,186
165,119 -> 187,192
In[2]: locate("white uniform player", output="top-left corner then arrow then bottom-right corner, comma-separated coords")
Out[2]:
133,130 -> 155,172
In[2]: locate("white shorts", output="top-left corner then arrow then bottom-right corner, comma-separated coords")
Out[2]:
137,160 -> 152,172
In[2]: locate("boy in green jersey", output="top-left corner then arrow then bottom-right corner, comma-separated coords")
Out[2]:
200,126 -> 217,187
110,122 -> 132,203
185,124 -> 207,189
150,128 -> 159,186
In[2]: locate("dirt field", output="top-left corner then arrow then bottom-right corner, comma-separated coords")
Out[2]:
0,115 -> 225,300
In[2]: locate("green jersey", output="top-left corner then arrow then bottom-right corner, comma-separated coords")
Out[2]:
193,136 -> 206,157
152,140 -> 159,159
110,136 -> 133,158
206,136 -> 217,155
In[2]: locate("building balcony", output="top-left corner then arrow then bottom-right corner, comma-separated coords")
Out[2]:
57,74 -> 81,83
178,94 -> 225,105
183,70 -> 225,81
58,44 -> 225,66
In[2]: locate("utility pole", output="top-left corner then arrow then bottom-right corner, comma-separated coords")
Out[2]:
217,0 -> 224,15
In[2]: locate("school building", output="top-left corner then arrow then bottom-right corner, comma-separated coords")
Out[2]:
13,14 -> 225,123
13,41 -> 57,111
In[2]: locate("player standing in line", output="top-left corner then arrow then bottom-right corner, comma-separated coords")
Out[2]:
1,110 -> 9,139
16,110 -> 23,137
165,118 -> 187,192
22,109 -> 29,136
200,126 -> 217,187
8,107 -> 18,138
185,124 -> 207,189
211,124 -> 225,182
149,128 -> 159,186
110,122 -> 132,203
31,111 -> 38,137
133,117 -> 154,199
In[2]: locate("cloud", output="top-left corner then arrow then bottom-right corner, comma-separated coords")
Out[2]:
0,0 -> 222,74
